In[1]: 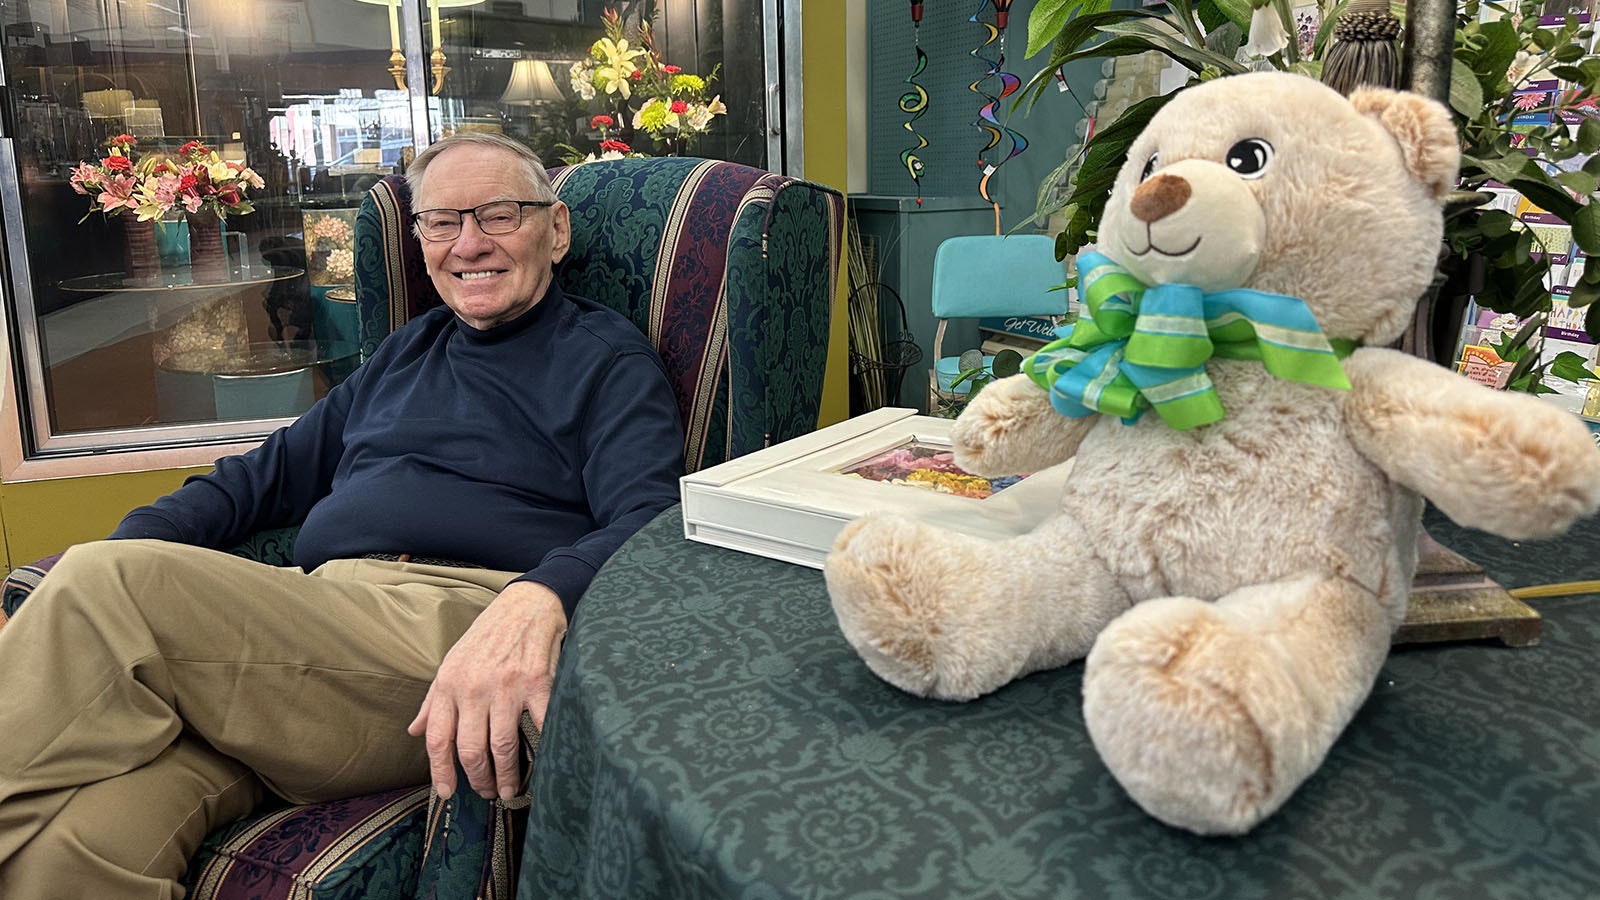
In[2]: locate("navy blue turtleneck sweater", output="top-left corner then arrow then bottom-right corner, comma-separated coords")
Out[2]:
110,285 -> 685,617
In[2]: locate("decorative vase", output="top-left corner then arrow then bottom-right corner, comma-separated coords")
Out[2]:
186,209 -> 228,283
121,215 -> 160,283
155,212 -> 190,268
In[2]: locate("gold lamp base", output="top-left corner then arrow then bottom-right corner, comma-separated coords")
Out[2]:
387,49 -> 406,91
430,46 -> 450,95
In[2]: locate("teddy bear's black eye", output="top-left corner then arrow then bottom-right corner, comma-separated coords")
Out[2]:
1140,152 -> 1160,181
1225,139 -> 1273,178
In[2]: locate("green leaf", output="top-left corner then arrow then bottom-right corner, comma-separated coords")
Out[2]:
1021,16 -> 1175,107
1477,208 -> 1519,237
1027,0 -> 1087,59
1579,117 -> 1600,155
1556,169 -> 1600,197
1462,150 -> 1533,185
993,349 -> 1024,378
1199,0 -> 1250,32
1507,173 -> 1582,219
1550,350 -> 1598,382
1094,21 -> 1249,75
1504,346 -> 1543,389
1572,202 -> 1600,255
1450,59 -> 1487,118
1554,41 -> 1586,63
949,366 -> 987,390
1469,19 -> 1524,93
1204,21 -> 1243,58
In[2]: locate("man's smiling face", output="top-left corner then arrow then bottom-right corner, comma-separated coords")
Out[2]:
414,143 -> 571,331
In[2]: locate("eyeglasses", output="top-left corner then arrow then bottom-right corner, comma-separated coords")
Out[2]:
411,200 -> 555,242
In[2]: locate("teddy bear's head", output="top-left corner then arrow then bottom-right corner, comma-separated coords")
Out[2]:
1096,72 -> 1459,347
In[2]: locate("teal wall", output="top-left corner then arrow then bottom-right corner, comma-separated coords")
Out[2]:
864,0 -> 1103,230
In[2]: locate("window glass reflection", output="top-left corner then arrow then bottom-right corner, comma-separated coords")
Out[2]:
0,0 -> 773,458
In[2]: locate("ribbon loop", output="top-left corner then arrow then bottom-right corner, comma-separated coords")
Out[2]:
1024,252 -> 1352,430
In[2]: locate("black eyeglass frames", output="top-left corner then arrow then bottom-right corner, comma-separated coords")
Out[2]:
411,200 -> 556,242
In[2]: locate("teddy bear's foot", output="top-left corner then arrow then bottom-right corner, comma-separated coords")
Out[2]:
825,514 -> 997,699
826,513 -> 1124,701
1082,577 -> 1392,835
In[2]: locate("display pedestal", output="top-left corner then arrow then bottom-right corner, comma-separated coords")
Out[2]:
1399,530 -> 1541,647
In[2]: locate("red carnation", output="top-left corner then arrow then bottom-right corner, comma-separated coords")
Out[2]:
599,139 -> 632,153
630,69 -> 643,80
103,154 -> 132,171
110,134 -> 137,147
178,173 -> 198,192
670,100 -> 689,115
661,65 -> 681,74
590,114 -> 614,129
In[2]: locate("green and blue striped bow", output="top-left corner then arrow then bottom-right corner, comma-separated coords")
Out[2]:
1023,252 -> 1356,430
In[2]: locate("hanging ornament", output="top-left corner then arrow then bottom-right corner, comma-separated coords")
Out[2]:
969,0 -> 1028,234
901,0 -> 929,204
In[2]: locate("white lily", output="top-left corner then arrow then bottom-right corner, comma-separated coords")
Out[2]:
1242,4 -> 1290,59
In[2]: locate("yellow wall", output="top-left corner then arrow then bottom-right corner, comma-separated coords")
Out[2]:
0,6 -> 854,572
803,0 -> 851,429
0,468 -> 203,570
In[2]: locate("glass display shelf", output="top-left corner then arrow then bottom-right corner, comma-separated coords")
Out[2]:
159,339 -> 357,378
57,264 -> 304,293
155,339 -> 358,423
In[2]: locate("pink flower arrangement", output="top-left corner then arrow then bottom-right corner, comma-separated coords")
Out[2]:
68,136 -> 264,224
67,134 -> 142,221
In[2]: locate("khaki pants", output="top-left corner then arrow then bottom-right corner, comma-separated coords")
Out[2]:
0,539 -> 520,900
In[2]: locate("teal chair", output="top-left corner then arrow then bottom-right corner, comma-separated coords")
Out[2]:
929,233 -> 1071,398
1,156 -> 844,900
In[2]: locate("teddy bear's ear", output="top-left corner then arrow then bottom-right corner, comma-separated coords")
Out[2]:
1348,87 -> 1461,200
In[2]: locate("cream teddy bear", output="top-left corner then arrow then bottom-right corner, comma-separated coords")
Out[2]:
824,72 -> 1600,836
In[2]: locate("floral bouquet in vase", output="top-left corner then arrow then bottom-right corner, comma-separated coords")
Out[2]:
566,7 -> 726,160
70,136 -> 265,281
69,134 -> 162,280
137,140 -> 265,280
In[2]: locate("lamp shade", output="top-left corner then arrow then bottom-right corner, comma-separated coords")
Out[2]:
500,59 -> 562,105
352,0 -> 485,9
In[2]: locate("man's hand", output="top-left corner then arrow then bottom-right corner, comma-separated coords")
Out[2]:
407,580 -> 567,801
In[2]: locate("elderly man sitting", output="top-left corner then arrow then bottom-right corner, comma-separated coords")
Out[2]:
0,131 -> 684,899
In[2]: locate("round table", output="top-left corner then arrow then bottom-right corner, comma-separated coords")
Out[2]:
521,505 -> 1600,899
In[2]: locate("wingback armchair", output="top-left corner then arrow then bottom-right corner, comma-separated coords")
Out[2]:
0,156 -> 843,899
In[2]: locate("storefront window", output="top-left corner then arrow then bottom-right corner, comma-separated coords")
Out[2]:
0,0 -> 786,465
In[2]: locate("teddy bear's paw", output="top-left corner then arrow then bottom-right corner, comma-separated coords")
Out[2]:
825,515 -> 986,700
1082,597 -> 1308,835
949,374 -> 1069,477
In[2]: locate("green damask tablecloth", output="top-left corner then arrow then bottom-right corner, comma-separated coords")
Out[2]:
520,505 -> 1600,899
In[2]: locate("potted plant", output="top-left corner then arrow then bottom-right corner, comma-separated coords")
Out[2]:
1020,0 -> 1600,378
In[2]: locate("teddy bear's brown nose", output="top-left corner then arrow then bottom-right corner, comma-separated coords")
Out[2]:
1129,173 -> 1192,223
